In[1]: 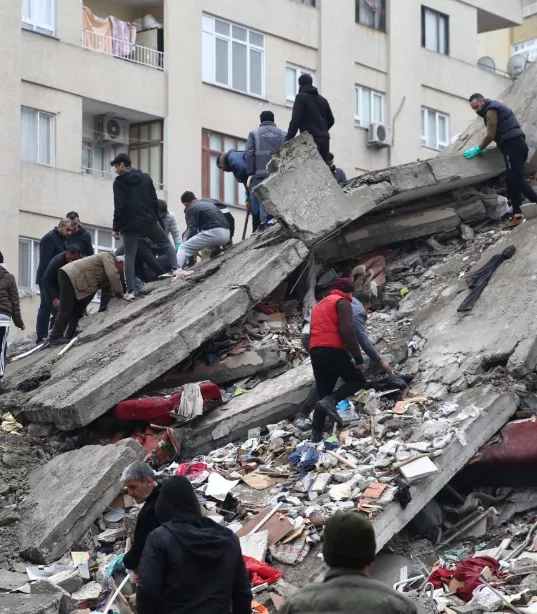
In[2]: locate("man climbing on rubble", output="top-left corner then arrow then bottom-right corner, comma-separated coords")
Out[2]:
42,245 -> 82,326
177,192 -> 231,269
0,251 -> 25,383
286,73 -> 334,162
49,252 -> 125,344
136,475 -> 252,614
111,153 -> 178,298
279,511 -> 418,614
216,150 -> 249,201
121,461 -> 162,573
328,153 -> 347,185
66,211 -> 94,256
464,94 -> 537,228
309,277 -> 366,442
246,110 -> 287,232
353,290 -> 392,374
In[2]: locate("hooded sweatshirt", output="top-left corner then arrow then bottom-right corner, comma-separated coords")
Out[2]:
112,168 -> 159,233
286,84 -> 335,141
136,476 -> 252,614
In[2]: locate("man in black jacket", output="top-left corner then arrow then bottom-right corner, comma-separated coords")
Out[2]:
328,153 -> 347,185
42,246 -> 81,320
66,212 -> 94,256
177,192 -> 231,269
137,476 -> 252,614
121,462 -> 162,572
286,73 -> 334,161
111,153 -> 178,298
35,219 -> 73,342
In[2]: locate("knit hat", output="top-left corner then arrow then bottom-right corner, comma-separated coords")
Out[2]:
260,110 -> 275,123
323,511 -> 376,569
298,73 -> 313,87
331,277 -> 355,294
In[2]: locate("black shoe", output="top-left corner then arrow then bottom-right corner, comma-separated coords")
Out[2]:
256,222 -> 268,233
311,429 -> 323,443
315,395 -> 343,426
50,337 -> 70,346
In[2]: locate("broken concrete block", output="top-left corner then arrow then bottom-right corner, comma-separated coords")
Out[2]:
0,593 -> 62,614
456,201 -> 487,222
19,439 -> 144,564
311,473 -> 333,493
71,581 -> 102,605
30,580 -> 73,614
460,224 -> 475,242
239,530 -> 270,561
0,569 -> 28,590
521,202 -> 537,220
48,569 -> 83,594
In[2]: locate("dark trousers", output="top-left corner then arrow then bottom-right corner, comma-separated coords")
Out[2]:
123,221 -> 178,293
313,136 -> 330,162
136,241 -> 166,282
36,284 -> 52,341
51,272 -> 94,339
0,326 -> 8,378
501,137 -> 537,215
310,346 -> 367,431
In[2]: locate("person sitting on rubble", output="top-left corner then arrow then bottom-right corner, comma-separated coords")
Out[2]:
66,211 -> 94,256
0,251 -> 25,384
177,192 -> 231,270
309,277 -> 366,443
351,264 -> 378,297
328,153 -> 347,185
157,199 -> 181,251
120,461 -> 162,573
136,475 -> 252,614
49,252 -> 125,345
42,245 -> 82,326
353,290 -> 392,374
279,511 -> 418,614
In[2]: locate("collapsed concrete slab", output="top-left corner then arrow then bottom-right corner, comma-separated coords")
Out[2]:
1,235 -> 308,430
0,593 -> 62,614
19,439 -> 144,564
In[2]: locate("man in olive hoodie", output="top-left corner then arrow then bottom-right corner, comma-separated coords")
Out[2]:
280,512 -> 419,614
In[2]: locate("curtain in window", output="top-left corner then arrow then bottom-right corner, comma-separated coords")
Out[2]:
427,110 -> 437,149
38,113 -> 52,165
35,0 -> 52,28
18,241 -> 31,289
424,10 -> 438,51
21,108 -> 38,164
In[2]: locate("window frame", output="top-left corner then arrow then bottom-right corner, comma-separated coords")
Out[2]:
202,14 -> 266,99
22,0 -> 55,36
421,106 -> 449,151
18,237 -> 40,291
355,0 -> 387,32
85,226 -> 120,255
201,129 -> 248,209
20,106 -> 55,167
355,85 -> 385,128
296,0 -> 316,6
129,120 -> 164,189
512,38 -> 537,62
421,6 -> 449,55
285,63 -> 316,106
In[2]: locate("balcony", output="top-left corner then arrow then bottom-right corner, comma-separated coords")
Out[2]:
82,30 -> 164,70
461,0 -> 523,33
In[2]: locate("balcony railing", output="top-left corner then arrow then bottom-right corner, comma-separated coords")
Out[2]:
82,30 -> 164,70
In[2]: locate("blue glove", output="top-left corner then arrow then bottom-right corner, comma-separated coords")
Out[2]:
105,553 -> 125,576
463,146 -> 482,159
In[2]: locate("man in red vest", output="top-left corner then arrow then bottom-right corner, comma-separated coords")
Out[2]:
309,278 -> 366,442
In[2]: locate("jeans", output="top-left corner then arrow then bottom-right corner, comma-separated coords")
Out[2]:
122,221 -> 178,293
176,228 -> 231,269
51,271 -> 94,339
0,325 -> 8,378
36,284 -> 52,341
309,346 -> 367,432
501,137 -> 537,215
313,136 -> 330,162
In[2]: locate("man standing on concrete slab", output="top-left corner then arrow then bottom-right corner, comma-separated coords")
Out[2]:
121,462 -> 162,573
286,73 -> 334,162
353,290 -> 392,374
111,153 -> 178,298
177,192 -> 231,269
279,512 -> 418,614
49,252 -> 125,344
42,245 -> 82,326
246,110 -> 287,233
66,211 -> 94,256
0,251 -> 25,382
157,199 -> 181,250
309,278 -> 366,442
328,153 -> 347,185
35,219 -> 73,343
464,94 -> 537,228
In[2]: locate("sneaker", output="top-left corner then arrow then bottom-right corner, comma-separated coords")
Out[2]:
123,292 -> 137,301
505,215 -> 524,229
158,267 -> 178,280
256,222 -> 268,233
315,395 -> 344,426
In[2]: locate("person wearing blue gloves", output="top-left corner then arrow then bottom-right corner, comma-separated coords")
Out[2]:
464,93 -> 537,228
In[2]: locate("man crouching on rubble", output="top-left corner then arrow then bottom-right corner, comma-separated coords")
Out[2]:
279,512 -> 418,614
309,278 -> 366,442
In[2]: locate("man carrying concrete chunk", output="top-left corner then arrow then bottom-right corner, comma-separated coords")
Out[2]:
309,278 -> 367,443
464,93 -> 537,228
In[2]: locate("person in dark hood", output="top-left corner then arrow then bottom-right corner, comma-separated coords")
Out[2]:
111,153 -> 178,298
286,73 -> 334,162
327,153 -> 347,185
137,476 -> 252,614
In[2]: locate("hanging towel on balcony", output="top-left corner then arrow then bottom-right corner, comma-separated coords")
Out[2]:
82,6 -> 113,54
110,15 -> 135,57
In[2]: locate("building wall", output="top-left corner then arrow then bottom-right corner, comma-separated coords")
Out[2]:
512,14 -> 537,44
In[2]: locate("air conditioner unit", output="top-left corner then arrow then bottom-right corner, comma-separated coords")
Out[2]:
95,115 -> 129,146
368,122 -> 392,148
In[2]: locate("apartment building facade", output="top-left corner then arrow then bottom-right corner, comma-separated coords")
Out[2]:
1,0 -> 522,337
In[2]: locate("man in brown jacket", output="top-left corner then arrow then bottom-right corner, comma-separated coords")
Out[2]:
50,252 -> 125,344
0,251 -> 25,380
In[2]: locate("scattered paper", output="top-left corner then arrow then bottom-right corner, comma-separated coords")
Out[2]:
242,473 -> 277,490
206,472 -> 240,501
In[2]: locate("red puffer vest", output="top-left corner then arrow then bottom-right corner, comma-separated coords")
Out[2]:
309,290 -> 351,350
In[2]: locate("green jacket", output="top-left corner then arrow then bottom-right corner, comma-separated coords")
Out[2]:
279,568 -> 419,614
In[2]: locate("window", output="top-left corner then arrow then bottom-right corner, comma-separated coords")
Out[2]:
355,86 -> 385,128
422,7 -> 449,55
202,14 -> 265,97
20,107 -> 54,166
85,226 -> 120,254
22,0 -> 55,35
286,64 -> 315,105
130,121 -> 164,188
512,38 -> 537,63
356,0 -> 386,32
18,238 -> 40,290
296,0 -> 316,5
421,107 -> 449,150
201,130 -> 248,207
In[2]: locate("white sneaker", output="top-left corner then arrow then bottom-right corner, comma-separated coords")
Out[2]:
158,268 -> 178,280
123,292 -> 136,301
